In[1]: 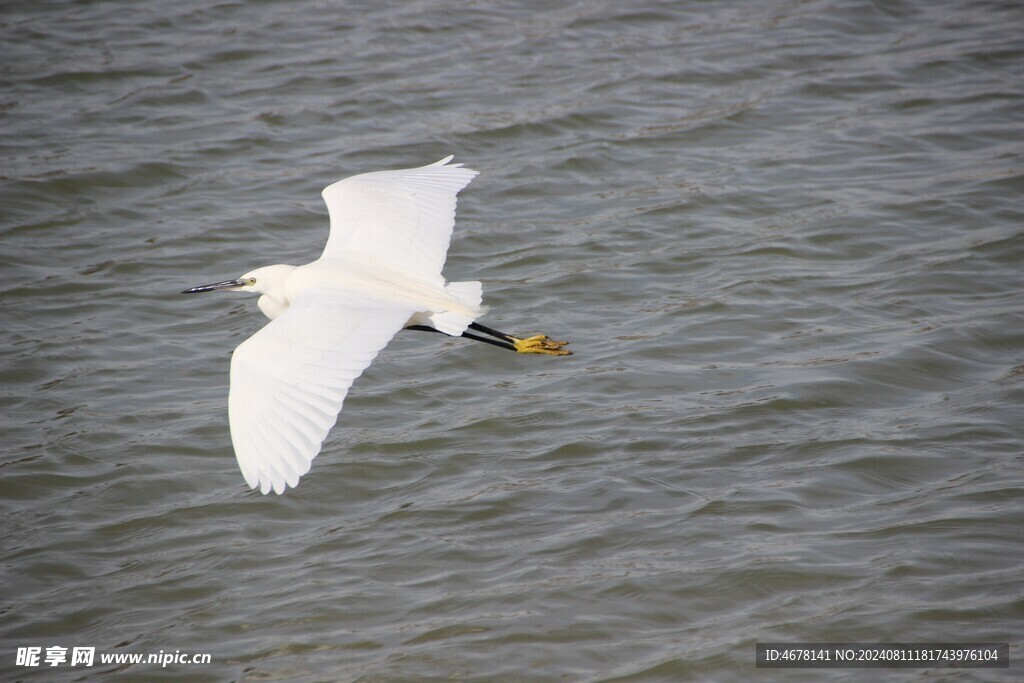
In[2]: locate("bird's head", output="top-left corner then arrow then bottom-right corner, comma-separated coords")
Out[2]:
182,264 -> 296,319
182,264 -> 294,294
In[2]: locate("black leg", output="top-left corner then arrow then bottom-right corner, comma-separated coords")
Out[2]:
467,321 -> 515,343
405,324 -> 516,351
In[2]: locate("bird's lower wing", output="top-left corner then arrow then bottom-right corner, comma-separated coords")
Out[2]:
228,294 -> 414,494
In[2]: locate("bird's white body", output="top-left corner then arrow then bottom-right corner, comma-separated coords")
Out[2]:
250,260 -> 480,327
194,156 -> 483,494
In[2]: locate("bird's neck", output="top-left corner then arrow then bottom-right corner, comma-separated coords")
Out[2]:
257,293 -> 289,320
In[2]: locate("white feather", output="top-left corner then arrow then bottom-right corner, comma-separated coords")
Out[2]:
320,156 -> 478,280
191,156 -> 485,494
229,294 -> 414,494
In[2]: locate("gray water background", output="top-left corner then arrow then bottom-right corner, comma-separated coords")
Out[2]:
1,0 -> 1022,680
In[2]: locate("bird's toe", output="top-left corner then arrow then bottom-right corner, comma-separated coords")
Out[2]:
512,335 -> 572,355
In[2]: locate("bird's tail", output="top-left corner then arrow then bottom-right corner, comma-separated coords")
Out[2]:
426,280 -> 484,336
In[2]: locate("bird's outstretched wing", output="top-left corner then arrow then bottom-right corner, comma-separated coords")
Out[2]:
319,156 -> 478,280
228,293 -> 415,494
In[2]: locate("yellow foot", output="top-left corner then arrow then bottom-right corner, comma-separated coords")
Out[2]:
511,334 -> 572,355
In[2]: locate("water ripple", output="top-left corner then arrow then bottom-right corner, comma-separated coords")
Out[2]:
1,0 -> 1022,679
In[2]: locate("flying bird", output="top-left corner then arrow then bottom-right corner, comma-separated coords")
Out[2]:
184,156 -> 570,494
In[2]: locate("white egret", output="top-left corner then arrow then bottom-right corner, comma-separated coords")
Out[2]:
184,156 -> 570,494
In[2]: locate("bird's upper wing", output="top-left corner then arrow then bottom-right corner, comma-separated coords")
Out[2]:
228,292 -> 415,494
319,156 -> 478,280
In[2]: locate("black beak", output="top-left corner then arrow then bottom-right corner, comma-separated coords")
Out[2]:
181,279 -> 246,294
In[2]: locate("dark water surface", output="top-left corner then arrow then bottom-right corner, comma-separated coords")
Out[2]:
2,0 -> 1022,680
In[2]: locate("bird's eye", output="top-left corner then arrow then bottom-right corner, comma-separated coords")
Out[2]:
247,278 -> 257,286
